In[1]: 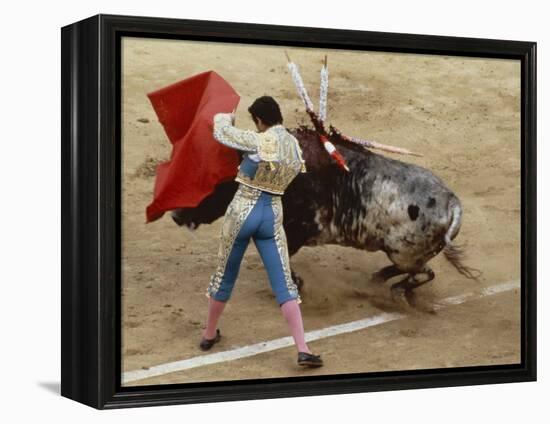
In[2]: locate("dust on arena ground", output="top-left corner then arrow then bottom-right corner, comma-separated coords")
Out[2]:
120,38 -> 521,385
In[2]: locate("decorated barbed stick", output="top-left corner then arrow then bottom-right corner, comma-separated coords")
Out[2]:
285,51 -> 314,112
285,52 -> 350,172
329,125 -> 423,157
287,53 -> 422,158
307,110 -> 349,171
319,55 -> 329,123
286,55 -> 421,163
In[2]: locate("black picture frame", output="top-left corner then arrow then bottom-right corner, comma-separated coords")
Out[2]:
61,14 -> 537,409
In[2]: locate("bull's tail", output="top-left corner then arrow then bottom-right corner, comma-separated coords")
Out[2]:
443,243 -> 482,281
443,196 -> 483,282
444,196 -> 462,246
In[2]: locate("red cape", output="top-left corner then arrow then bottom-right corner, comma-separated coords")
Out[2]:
145,71 -> 240,223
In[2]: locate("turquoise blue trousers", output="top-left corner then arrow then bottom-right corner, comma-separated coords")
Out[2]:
207,184 -> 300,305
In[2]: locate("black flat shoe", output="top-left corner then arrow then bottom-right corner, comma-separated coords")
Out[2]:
297,352 -> 323,368
199,329 -> 221,351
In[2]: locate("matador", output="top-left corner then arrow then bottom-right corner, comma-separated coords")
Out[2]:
200,96 -> 323,368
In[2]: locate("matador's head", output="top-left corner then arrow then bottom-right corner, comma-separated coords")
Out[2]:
248,96 -> 283,132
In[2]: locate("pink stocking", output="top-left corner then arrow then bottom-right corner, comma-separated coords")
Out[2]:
203,298 -> 226,339
280,300 -> 311,354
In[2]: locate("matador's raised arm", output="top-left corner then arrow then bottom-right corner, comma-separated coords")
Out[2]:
213,113 -> 263,152
212,113 -> 279,162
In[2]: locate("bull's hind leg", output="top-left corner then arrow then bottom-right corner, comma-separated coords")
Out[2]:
371,264 -> 407,284
390,265 -> 435,308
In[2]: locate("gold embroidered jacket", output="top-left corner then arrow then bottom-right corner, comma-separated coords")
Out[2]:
213,113 -> 306,195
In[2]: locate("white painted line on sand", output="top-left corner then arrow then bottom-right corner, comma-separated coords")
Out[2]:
432,279 -> 520,310
122,280 -> 520,384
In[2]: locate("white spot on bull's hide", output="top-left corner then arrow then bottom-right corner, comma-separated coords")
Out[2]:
329,221 -> 338,237
329,204 -> 341,238
314,210 -> 324,231
350,218 -> 358,234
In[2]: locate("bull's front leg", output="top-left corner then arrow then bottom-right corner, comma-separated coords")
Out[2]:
291,268 -> 304,292
390,265 -> 435,308
287,233 -> 305,293
371,264 -> 407,284
284,220 -> 318,295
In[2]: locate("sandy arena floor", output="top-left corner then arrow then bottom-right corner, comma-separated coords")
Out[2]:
120,37 -> 521,386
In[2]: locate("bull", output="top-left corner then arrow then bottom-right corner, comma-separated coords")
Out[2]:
172,125 -> 481,306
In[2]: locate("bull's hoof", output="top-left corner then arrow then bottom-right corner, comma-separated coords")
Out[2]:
391,286 -> 416,309
404,289 -> 417,307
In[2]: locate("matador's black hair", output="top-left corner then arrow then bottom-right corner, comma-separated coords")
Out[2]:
248,96 -> 283,127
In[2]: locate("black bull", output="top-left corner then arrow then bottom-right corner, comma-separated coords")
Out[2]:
171,126 -> 481,305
